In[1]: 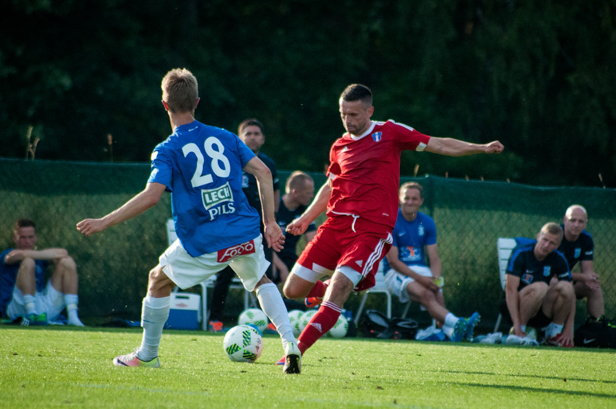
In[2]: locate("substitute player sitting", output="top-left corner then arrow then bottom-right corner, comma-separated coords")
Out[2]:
281,83 -> 504,362
77,68 -> 301,374
503,223 -> 575,347
383,182 -> 479,342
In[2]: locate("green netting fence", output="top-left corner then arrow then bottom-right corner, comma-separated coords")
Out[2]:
1,158 -> 615,329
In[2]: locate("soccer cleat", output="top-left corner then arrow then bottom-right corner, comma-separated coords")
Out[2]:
282,342 -> 301,374
113,351 -> 160,368
451,318 -> 467,342
304,297 -> 322,309
464,312 -> 481,341
21,313 -> 48,326
208,320 -> 223,333
415,326 -> 446,342
265,323 -> 278,335
276,355 -> 285,366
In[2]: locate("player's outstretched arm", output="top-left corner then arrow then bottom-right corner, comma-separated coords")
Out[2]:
243,157 -> 284,252
4,248 -> 69,264
77,182 -> 166,237
425,137 -> 504,157
286,179 -> 331,236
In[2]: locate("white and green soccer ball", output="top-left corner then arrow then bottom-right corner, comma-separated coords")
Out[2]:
223,325 -> 263,363
299,309 -> 318,332
238,308 -> 269,334
288,309 -> 304,337
328,314 -> 348,338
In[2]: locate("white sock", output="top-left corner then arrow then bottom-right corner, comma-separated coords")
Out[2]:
442,325 -> 454,340
255,283 -> 295,347
137,295 -> 170,362
24,294 -> 36,315
549,323 -> 564,338
444,313 -> 458,328
64,294 -> 84,326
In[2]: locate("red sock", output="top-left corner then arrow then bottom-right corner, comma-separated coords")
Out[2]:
298,301 -> 341,353
306,280 -> 327,298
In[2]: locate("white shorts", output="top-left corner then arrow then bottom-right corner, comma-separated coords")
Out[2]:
160,235 -> 270,292
384,265 -> 433,303
7,281 -> 66,321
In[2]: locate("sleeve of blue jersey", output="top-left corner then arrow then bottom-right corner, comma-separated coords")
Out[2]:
506,249 -> 524,277
148,146 -> 173,191
425,215 -> 437,246
237,136 -> 256,168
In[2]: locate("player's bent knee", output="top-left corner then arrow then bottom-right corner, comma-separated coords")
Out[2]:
19,257 -> 36,270
58,256 -> 77,271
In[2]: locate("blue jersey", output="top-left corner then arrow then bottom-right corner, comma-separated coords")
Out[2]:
0,249 -> 48,312
148,120 -> 261,257
382,210 -> 437,272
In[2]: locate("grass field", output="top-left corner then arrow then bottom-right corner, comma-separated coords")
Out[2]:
1,326 -> 615,409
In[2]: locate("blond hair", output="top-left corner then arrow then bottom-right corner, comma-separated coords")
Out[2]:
161,68 -> 198,113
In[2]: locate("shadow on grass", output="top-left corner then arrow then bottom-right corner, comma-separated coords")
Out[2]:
429,369 -> 616,384
452,381 -> 616,399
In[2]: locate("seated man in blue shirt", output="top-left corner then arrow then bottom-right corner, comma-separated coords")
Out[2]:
558,205 -> 604,320
383,182 -> 479,342
0,219 -> 84,326
503,223 -> 575,347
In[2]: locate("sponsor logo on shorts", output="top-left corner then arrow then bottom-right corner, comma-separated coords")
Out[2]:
217,240 -> 256,262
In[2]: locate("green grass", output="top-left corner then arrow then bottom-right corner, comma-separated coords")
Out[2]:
1,327 -> 615,409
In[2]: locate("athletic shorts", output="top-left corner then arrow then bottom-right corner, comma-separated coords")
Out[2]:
294,216 -> 392,292
160,235 -> 269,292
384,265 -> 434,303
7,281 -> 66,321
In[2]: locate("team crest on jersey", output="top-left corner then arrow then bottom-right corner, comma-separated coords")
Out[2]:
543,266 -> 551,277
372,132 -> 382,142
574,248 -> 581,258
241,174 -> 249,188
418,225 -> 424,236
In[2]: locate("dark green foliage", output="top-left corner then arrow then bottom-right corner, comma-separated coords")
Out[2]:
1,0 -> 615,186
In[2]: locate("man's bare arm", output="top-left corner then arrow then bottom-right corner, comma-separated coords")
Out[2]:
286,179 -> 331,236
4,248 -> 69,265
386,246 -> 440,292
77,182 -> 166,236
425,137 -> 504,157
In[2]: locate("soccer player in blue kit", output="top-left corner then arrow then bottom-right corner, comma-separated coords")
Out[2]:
383,182 -> 480,341
77,68 -> 301,374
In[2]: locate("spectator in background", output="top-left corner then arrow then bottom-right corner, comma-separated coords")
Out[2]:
383,182 -> 479,342
273,171 -> 317,284
503,223 -> 575,347
558,205 -> 604,320
208,118 -> 280,332
0,219 -> 84,326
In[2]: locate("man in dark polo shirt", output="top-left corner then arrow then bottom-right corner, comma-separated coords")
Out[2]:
503,223 -> 575,347
209,119 -> 279,331
558,205 -> 604,320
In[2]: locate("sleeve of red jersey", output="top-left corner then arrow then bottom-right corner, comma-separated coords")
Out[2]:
391,121 -> 431,151
326,142 -> 341,180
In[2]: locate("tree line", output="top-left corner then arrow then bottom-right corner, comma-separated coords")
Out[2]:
1,0 -> 614,187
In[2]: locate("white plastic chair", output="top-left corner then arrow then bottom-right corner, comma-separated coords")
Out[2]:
493,238 -> 517,332
166,219 -> 255,330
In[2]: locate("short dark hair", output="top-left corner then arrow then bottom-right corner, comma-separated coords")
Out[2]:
238,118 -> 264,135
14,219 -> 36,234
340,84 -> 372,106
285,171 -> 314,194
539,222 -> 563,241
399,182 -> 423,198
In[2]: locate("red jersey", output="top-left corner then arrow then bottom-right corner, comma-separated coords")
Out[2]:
326,120 -> 431,229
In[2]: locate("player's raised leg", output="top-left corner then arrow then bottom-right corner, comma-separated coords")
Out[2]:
113,265 -> 175,368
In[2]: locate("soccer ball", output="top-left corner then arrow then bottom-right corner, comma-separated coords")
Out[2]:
288,310 -> 304,337
299,309 -> 317,332
328,314 -> 348,338
238,308 -> 269,334
223,325 -> 263,363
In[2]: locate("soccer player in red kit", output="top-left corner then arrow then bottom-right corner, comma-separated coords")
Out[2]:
281,84 -> 504,361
